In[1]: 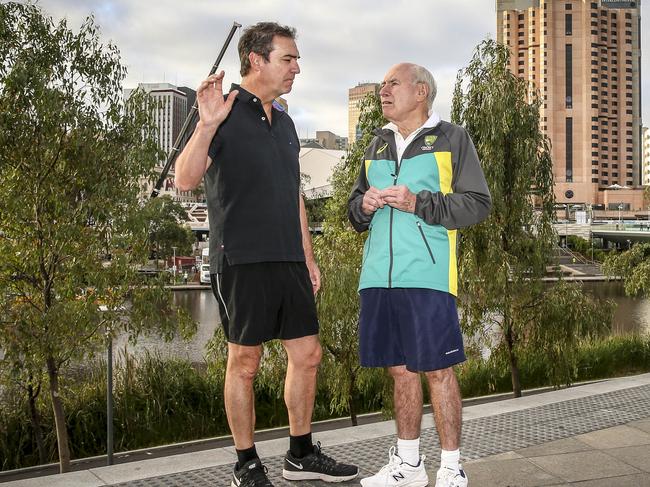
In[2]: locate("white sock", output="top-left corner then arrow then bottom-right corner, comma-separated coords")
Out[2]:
396,438 -> 420,466
440,449 -> 460,471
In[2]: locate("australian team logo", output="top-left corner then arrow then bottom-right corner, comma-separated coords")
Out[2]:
421,135 -> 437,151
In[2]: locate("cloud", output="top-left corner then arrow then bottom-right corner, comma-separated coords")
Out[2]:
33,0 -> 650,138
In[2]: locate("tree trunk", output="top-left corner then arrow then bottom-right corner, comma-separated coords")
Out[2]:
348,372 -> 358,426
504,326 -> 522,398
46,356 -> 71,473
27,381 -> 48,465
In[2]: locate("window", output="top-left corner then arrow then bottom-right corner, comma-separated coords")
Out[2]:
566,117 -> 573,182
565,45 -> 573,108
565,14 -> 572,35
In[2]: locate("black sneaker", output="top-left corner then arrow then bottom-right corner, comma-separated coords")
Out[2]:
232,458 -> 274,487
282,441 -> 358,482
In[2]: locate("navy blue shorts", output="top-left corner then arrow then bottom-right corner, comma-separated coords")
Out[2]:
359,288 -> 466,372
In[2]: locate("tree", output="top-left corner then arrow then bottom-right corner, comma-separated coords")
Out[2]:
451,40 -> 610,397
0,4 -> 194,472
142,196 -> 195,265
312,94 -> 391,424
603,244 -> 650,298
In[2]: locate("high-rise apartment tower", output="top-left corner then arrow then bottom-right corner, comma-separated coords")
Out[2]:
496,0 -> 644,211
348,83 -> 380,143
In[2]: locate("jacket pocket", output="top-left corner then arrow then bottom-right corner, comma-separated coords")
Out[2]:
416,221 -> 436,264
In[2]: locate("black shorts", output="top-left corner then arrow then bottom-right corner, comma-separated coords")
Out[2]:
210,261 -> 319,345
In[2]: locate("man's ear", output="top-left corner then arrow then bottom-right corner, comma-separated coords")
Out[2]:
418,83 -> 428,101
249,52 -> 260,70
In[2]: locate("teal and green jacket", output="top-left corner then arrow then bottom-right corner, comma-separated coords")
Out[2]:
347,120 -> 491,296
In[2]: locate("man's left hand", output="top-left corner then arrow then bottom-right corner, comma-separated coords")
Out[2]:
380,185 -> 417,213
306,259 -> 321,295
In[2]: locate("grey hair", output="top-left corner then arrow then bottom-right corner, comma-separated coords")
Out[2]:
411,65 -> 437,110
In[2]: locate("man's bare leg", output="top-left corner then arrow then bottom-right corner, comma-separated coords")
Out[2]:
389,365 -> 423,439
425,367 -> 462,450
282,334 -> 322,435
224,343 -> 263,449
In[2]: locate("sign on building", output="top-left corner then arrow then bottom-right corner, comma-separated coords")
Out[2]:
601,0 -> 637,9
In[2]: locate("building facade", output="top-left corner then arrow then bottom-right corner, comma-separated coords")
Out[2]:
642,127 -> 650,186
125,83 -> 197,202
348,82 -> 380,143
316,130 -> 348,150
496,0 -> 644,213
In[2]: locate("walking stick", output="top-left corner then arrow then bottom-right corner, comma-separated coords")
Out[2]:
150,21 -> 242,198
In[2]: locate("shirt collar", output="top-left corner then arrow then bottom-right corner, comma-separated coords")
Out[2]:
383,110 -> 441,135
231,84 -> 285,116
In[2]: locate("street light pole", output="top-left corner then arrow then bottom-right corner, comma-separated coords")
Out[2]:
172,246 -> 177,282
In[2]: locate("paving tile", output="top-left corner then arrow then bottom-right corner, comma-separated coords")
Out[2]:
530,451 -> 639,482
629,419 -> 650,434
604,445 -> 650,473
516,438 -> 594,458
569,473 -> 650,486
463,458 -> 563,486
0,471 -> 105,487
575,425 -> 650,449
467,451 -> 523,463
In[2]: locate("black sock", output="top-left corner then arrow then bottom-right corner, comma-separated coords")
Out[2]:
236,445 -> 259,468
289,432 -> 313,459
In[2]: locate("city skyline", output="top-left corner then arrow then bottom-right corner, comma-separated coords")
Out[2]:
35,0 -> 650,139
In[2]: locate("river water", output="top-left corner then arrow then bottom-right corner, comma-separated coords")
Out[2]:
112,281 -> 650,364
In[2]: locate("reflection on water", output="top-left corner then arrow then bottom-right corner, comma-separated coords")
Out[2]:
581,281 -> 650,335
113,290 -> 220,363
116,282 -> 650,363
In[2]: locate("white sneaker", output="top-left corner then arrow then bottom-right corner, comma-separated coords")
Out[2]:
435,465 -> 468,487
360,446 -> 428,487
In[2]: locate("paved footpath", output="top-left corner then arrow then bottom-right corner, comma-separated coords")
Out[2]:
3,373 -> 650,486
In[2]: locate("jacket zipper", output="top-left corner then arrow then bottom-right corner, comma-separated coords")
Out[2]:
388,166 -> 398,288
416,221 -> 436,264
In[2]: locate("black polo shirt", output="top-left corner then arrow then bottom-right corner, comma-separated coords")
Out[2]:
204,84 -> 304,273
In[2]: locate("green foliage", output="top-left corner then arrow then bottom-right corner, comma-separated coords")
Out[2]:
0,349 -> 387,470
451,39 -> 609,396
141,196 -> 195,261
0,3 -> 194,470
4,334 -> 649,469
603,243 -> 650,297
458,334 -> 650,398
313,93 -> 392,422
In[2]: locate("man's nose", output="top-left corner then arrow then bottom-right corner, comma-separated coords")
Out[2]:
292,60 -> 300,74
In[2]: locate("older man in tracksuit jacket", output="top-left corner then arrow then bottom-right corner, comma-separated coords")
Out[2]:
348,63 -> 491,487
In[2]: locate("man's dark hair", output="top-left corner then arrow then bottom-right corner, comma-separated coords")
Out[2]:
238,22 -> 297,76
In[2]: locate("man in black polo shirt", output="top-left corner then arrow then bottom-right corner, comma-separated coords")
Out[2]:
175,22 -> 357,487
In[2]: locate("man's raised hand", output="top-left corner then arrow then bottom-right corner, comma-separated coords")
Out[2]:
196,71 -> 238,130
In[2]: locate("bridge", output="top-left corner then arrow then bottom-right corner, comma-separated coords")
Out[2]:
554,222 -> 650,246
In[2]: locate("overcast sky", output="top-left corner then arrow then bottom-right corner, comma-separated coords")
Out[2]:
34,0 -> 650,139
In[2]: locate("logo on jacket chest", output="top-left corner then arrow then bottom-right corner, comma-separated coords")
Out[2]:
421,135 -> 437,151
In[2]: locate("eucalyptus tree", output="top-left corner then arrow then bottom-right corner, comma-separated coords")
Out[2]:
451,40 -> 610,397
0,4 -> 194,472
143,196 -> 195,266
